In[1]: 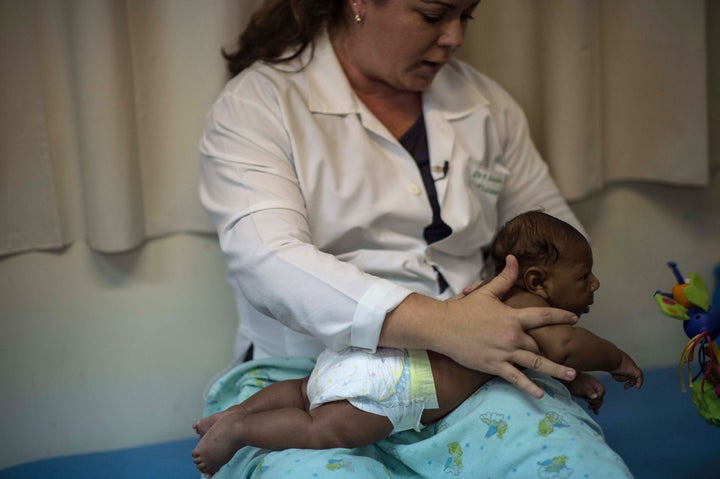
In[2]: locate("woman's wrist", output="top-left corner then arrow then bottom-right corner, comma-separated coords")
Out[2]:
378,293 -> 445,352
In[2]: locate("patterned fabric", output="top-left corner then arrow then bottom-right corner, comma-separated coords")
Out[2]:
202,358 -> 633,479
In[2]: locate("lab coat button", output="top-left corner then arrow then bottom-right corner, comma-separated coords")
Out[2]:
407,183 -> 422,196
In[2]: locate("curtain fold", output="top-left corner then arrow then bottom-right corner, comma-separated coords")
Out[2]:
600,0 -> 708,187
0,0 -> 714,257
0,0 -> 67,256
70,0 -> 146,252
539,1 -> 604,198
460,0 -> 710,200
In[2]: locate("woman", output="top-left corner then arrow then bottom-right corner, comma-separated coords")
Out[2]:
198,0 -> 632,477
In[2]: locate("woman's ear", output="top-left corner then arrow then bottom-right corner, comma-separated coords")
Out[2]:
523,267 -> 550,299
350,0 -> 367,19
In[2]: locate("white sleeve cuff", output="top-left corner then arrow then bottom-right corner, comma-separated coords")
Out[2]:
350,280 -> 413,352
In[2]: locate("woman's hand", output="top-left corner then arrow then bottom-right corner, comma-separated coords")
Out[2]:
437,255 -> 578,398
381,255 -> 577,398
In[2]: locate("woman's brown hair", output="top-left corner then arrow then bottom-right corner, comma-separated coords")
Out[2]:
222,0 -> 347,77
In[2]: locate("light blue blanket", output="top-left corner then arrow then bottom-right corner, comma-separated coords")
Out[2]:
203,357 -> 633,478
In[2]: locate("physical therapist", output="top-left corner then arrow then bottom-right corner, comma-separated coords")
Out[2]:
195,1 -> 636,477
200,0 -> 579,396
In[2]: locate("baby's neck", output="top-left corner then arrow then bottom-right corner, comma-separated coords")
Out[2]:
503,284 -> 529,301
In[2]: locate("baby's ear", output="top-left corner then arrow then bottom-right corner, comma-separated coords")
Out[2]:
523,267 -> 550,299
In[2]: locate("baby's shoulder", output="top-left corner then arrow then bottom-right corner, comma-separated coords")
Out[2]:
503,287 -> 549,309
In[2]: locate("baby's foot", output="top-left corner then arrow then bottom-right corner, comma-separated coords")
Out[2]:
193,413 -> 222,438
193,405 -> 246,437
192,410 -> 247,477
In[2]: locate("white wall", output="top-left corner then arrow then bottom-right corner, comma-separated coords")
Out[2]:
0,234 -> 237,469
1,177 -> 719,469
571,171 -> 720,370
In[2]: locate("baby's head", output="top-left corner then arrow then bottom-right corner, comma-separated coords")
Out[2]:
489,211 -> 600,316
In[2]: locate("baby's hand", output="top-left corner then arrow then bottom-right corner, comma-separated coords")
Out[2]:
610,352 -> 643,390
567,373 -> 605,415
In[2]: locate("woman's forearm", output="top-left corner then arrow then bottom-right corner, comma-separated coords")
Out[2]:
378,293 -> 446,351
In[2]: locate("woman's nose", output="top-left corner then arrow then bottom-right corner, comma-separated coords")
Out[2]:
438,19 -> 464,49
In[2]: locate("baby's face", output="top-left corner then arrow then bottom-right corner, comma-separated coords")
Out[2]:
543,240 -> 600,316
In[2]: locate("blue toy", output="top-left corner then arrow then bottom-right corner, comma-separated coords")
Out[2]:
654,261 -> 720,425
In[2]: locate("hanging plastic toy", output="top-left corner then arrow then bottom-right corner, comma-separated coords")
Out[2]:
654,261 -> 720,426
713,261 -> 720,314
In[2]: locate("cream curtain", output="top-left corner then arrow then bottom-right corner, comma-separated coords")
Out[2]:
0,0 -> 263,256
460,0 -> 714,200
0,0 -> 716,257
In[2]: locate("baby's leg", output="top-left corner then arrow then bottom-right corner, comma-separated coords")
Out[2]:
209,399 -> 393,452
284,399 -> 393,449
193,378 -> 310,476
194,377 -> 310,437
192,379 -> 393,476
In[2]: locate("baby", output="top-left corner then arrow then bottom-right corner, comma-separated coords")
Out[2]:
192,210 -> 643,477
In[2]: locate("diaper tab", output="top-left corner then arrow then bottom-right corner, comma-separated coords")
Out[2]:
408,349 -> 439,409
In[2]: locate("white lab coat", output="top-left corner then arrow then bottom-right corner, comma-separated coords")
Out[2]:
199,33 -> 583,360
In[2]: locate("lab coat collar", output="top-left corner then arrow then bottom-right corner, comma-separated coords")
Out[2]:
306,32 -> 489,121
306,32 -> 362,115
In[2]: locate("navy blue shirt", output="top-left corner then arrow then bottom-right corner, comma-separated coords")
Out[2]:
400,115 -> 452,292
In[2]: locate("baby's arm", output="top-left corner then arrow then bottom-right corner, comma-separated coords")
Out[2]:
505,290 -> 643,389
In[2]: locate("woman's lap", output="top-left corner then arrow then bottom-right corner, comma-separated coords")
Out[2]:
203,357 -> 633,478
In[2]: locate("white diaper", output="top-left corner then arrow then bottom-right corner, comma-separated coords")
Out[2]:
307,347 -> 438,434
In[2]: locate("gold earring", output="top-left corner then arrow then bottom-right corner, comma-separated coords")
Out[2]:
354,13 -> 363,23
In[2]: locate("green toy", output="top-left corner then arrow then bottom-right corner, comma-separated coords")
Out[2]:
654,261 -> 720,426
